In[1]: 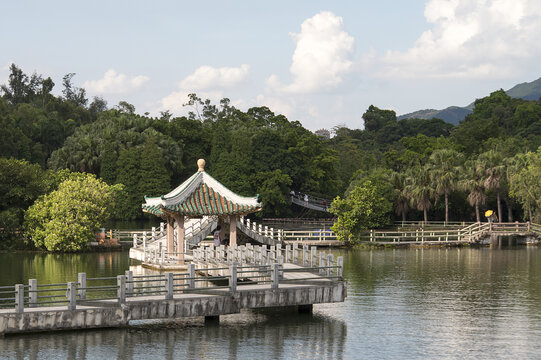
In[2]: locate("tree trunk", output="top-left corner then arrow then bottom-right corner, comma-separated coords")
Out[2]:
504,197 -> 513,222
475,204 -> 480,222
423,209 -> 428,223
529,204 -> 533,222
402,211 -> 406,222
445,193 -> 449,224
497,192 -> 502,223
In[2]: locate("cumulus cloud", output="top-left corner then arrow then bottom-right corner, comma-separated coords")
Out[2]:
269,11 -> 355,93
84,69 -> 149,94
379,0 -> 541,79
159,64 -> 250,114
179,64 -> 249,90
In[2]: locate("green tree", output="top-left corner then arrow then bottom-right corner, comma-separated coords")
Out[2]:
390,171 -> 409,222
99,142 -> 117,184
476,150 -> 506,222
428,148 -> 463,223
115,147 -> 141,219
507,149 -> 541,222
138,137 -> 171,198
0,158 -> 50,248
460,160 -> 486,222
362,105 -> 397,132
24,173 -> 122,252
405,165 -> 434,223
252,169 -> 292,217
330,180 -> 392,245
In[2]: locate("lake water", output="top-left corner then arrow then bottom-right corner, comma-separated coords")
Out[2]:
1,245 -> 541,359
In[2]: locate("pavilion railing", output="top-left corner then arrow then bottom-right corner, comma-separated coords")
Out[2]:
0,260 -> 344,313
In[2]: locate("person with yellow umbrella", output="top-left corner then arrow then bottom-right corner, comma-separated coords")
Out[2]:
485,210 -> 498,223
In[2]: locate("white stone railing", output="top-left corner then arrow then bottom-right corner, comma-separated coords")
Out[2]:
192,243 -> 343,276
237,216 -> 283,244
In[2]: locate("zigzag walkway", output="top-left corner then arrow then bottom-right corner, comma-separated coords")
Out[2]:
364,222 -> 541,245
290,193 -> 332,212
0,256 -> 346,335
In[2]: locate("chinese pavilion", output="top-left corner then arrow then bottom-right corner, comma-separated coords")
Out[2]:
142,159 -> 262,263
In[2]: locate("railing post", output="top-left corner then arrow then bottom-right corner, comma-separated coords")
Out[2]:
272,263 -> 280,289
143,233 -> 147,262
15,284 -> 24,313
229,263 -> 237,292
152,227 -> 156,242
117,275 -> 126,304
67,282 -> 76,310
188,264 -> 195,289
133,233 -> 138,248
160,222 -> 165,236
166,272 -> 174,299
311,246 -> 317,267
337,256 -> 343,278
258,224 -> 262,234
28,279 -> 37,307
303,245 -> 309,266
78,273 -> 86,300
327,254 -> 334,276
125,270 -> 133,295
319,253 -> 325,275
528,221 -> 531,232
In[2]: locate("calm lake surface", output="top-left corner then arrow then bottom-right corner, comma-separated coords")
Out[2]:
1,245 -> 541,359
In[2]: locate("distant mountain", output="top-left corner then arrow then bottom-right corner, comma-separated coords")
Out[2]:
397,106 -> 472,125
398,77 -> 541,125
506,77 -> 541,101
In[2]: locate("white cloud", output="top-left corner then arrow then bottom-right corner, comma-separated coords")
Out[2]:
179,64 -> 249,90
255,94 -> 294,117
379,0 -> 541,79
269,11 -> 355,93
0,61 -> 13,85
159,64 -> 250,115
84,69 -> 149,94
160,90 -> 224,114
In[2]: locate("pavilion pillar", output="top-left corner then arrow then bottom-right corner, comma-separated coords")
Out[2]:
166,215 -> 174,256
174,214 -> 185,264
230,215 -> 237,246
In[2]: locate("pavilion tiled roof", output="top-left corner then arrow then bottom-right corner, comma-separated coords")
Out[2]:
142,159 -> 262,217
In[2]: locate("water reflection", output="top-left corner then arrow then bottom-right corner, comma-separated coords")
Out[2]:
0,309 -> 346,360
3,246 -> 541,358
0,251 -> 130,287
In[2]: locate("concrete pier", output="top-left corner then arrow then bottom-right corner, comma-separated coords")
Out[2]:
0,282 -> 346,335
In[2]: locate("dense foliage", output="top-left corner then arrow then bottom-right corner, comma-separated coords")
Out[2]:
24,173 -> 122,252
2,64 -> 541,248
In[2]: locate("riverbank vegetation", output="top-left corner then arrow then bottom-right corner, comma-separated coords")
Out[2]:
2,64 -> 541,249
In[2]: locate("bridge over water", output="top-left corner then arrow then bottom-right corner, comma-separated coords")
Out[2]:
0,247 -> 345,335
364,221 -> 541,245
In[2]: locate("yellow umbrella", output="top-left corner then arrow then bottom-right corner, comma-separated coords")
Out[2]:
485,210 -> 493,217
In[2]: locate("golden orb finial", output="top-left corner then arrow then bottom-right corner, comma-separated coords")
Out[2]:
197,159 -> 206,172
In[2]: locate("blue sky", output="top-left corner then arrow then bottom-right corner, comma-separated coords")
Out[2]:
2,0 -> 540,130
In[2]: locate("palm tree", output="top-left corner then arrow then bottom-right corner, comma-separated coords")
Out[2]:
476,150 -> 505,222
428,149 -> 463,224
507,153 -> 535,221
460,160 -> 486,222
405,165 -> 434,223
391,171 -> 409,222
